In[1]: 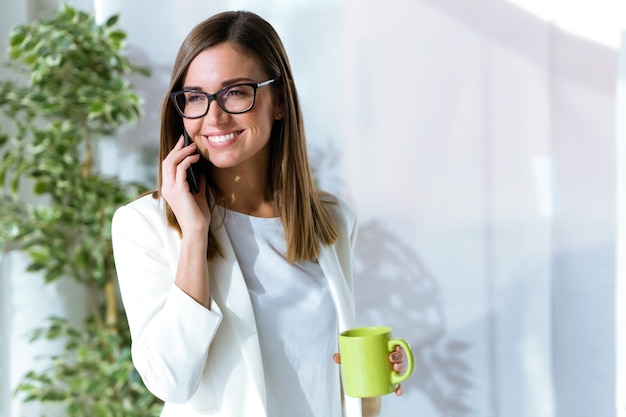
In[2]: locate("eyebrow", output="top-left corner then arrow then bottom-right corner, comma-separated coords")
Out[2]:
182,77 -> 256,91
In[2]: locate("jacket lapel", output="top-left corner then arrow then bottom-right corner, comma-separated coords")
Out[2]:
318,241 -> 362,417
208,207 -> 267,413
318,243 -> 356,332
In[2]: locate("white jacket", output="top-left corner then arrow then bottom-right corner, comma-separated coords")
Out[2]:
111,193 -> 362,417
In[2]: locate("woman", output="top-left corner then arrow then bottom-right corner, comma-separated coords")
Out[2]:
112,10 -> 404,417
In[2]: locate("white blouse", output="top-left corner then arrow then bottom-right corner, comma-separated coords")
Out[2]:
223,209 -> 342,417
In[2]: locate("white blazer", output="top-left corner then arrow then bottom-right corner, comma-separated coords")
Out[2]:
112,193 -> 363,417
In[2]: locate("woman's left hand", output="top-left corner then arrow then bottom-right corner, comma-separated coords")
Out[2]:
389,345 -> 407,396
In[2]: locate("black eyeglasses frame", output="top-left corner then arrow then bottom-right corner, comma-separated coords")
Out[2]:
170,79 -> 276,119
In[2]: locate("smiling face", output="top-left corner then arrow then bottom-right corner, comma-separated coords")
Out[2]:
181,42 -> 283,173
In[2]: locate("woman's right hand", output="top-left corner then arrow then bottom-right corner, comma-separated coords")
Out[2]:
161,135 -> 211,235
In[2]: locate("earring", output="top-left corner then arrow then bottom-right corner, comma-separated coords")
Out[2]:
278,112 -> 283,118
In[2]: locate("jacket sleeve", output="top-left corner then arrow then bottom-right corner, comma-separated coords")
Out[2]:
111,202 -> 222,403
331,195 -> 359,295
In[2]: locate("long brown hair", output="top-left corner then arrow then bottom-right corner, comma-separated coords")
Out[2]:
156,10 -> 338,263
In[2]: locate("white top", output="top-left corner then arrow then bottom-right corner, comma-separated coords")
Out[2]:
224,209 -> 342,417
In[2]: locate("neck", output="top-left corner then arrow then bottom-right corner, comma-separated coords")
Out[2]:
210,163 -> 276,218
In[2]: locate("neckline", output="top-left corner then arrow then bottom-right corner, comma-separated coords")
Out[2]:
222,207 -> 282,228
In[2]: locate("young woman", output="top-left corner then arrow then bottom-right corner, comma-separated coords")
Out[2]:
112,10 -> 405,417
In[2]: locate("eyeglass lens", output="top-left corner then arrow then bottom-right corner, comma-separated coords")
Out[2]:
176,84 -> 256,117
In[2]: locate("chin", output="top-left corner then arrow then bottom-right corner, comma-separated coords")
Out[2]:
208,158 -> 238,169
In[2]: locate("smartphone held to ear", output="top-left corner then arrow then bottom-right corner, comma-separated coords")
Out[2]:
183,129 -> 200,194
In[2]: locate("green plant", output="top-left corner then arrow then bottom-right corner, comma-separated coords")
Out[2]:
0,4 -> 161,416
18,317 -> 159,416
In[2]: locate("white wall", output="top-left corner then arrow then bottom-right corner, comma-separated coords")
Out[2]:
1,1 -> 620,416
617,28 -> 626,417
107,1 -> 621,416
1,3 -> 29,416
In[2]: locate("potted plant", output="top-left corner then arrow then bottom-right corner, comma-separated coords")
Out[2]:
0,4 -> 161,416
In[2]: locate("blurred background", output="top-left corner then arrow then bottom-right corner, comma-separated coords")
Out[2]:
1,0 -> 625,416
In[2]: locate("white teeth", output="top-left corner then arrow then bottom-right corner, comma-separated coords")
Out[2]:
208,132 -> 237,143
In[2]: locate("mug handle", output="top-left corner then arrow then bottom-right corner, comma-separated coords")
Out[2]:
388,339 -> 415,385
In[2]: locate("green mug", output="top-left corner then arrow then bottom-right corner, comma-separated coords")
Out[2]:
338,326 -> 414,398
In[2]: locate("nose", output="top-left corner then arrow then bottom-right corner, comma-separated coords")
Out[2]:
204,97 -> 230,125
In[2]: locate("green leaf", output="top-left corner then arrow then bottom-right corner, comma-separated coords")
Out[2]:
89,102 -> 104,117
9,29 -> 27,47
33,180 -> 51,194
105,14 -> 120,28
28,248 -> 50,264
41,391 -> 67,401
62,4 -> 77,19
23,53 -> 39,66
22,394 -> 38,402
108,30 -> 126,43
44,267 -> 64,283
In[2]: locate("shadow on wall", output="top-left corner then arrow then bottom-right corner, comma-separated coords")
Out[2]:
309,140 -> 474,415
308,138 -> 348,198
354,219 -> 473,417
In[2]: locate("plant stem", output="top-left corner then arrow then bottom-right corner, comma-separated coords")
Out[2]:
81,130 -> 93,178
104,280 -> 118,327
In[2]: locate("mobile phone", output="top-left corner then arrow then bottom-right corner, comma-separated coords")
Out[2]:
183,128 -> 200,194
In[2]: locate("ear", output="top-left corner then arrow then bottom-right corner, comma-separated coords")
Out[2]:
274,90 -> 286,120
274,102 -> 285,120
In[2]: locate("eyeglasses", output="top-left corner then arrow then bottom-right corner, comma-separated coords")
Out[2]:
170,79 -> 276,119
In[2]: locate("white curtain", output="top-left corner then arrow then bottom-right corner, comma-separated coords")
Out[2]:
1,1 -> 621,416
